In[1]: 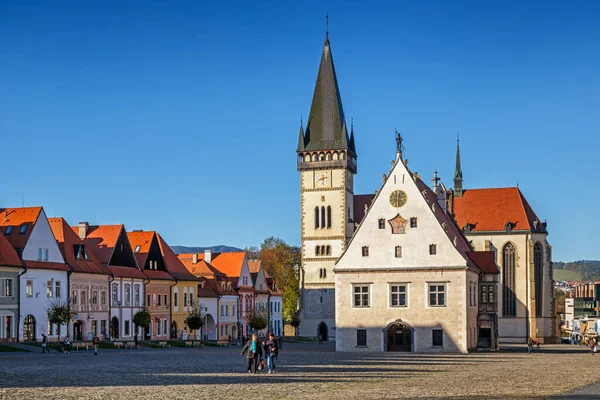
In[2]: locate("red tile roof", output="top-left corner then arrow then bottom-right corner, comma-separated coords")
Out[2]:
0,207 -> 43,249
127,231 -> 155,268
178,253 -> 225,278
453,187 -> 544,233
109,265 -> 147,279
73,224 -> 123,265
25,260 -> 70,271
248,260 -> 261,273
143,270 -> 174,280
157,235 -> 200,282
467,251 -> 500,274
210,252 -> 246,278
353,194 -> 375,225
49,218 -> 111,275
0,234 -> 22,267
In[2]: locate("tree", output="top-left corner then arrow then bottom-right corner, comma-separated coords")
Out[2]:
185,302 -> 203,341
47,299 -> 73,342
554,288 -> 569,316
289,313 -> 300,336
258,237 -> 301,323
246,309 -> 268,333
244,246 -> 260,260
133,310 -> 151,338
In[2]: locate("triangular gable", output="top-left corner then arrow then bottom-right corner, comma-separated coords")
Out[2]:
0,206 -> 42,250
108,227 -> 138,269
336,156 -> 471,271
128,231 -> 166,271
253,267 -> 268,291
21,208 -> 66,264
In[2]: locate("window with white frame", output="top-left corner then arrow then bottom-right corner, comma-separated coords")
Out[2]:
44,248 -> 49,261
134,285 -> 140,306
124,284 -> 131,306
26,280 -> 33,298
353,284 -> 370,307
1,279 -> 13,297
390,284 -> 407,307
112,284 -> 118,304
46,280 -> 53,298
428,284 -> 446,307
55,281 -> 61,298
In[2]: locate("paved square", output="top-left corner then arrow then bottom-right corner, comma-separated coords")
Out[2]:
1,342 -> 599,399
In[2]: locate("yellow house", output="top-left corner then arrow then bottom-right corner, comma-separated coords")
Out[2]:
157,234 -> 200,339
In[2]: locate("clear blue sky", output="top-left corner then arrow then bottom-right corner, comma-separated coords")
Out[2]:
1,1 -> 598,261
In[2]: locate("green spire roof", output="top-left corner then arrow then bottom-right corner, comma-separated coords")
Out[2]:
298,37 -> 353,155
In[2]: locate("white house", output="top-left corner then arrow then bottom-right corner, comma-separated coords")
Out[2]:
0,207 -> 69,342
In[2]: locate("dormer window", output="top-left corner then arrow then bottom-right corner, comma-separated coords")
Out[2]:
134,245 -> 141,253
4,226 -> 13,235
19,224 -> 27,234
463,223 -> 474,233
504,221 -> 513,232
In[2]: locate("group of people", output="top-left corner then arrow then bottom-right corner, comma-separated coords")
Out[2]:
40,333 -> 101,355
526,338 -> 541,353
585,338 -> 598,355
240,332 -> 279,374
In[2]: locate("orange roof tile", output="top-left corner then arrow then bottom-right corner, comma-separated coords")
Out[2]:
49,218 -> 111,276
109,265 -> 147,279
248,260 -> 261,273
177,253 -> 225,278
72,224 -> 123,265
467,251 -> 500,274
0,207 -> 43,249
0,234 -> 22,267
453,187 -> 543,233
127,231 -> 155,269
25,260 -> 70,271
156,237 -> 200,282
210,252 -> 246,278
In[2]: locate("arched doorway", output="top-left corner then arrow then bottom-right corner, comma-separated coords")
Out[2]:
477,313 -> 496,350
23,315 -> 36,341
317,322 -> 328,341
170,321 -> 177,339
386,321 -> 412,352
204,314 -> 216,340
73,320 -> 84,341
110,317 -> 119,339
232,325 -> 237,340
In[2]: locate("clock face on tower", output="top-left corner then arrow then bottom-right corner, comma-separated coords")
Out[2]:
389,190 -> 407,207
315,171 -> 331,187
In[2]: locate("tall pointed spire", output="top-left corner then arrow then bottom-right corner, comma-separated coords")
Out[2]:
299,25 -> 353,156
297,115 -> 305,151
454,135 -> 463,197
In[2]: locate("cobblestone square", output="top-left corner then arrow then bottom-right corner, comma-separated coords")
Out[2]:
1,342 -> 599,399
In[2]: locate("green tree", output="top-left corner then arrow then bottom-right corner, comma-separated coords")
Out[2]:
185,302 -> 203,341
133,310 -> 151,338
258,237 -> 301,324
289,313 -> 300,336
47,299 -> 73,342
554,288 -> 569,316
246,309 -> 268,333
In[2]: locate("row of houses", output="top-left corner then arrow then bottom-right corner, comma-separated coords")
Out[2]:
564,282 -> 600,341
0,206 -> 282,343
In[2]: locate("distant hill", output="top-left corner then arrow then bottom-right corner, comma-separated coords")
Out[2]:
552,269 -> 582,282
171,245 -> 244,255
553,260 -> 600,282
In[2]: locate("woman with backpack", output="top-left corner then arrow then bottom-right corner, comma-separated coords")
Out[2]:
240,333 -> 262,373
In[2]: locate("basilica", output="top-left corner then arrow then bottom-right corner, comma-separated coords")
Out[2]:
296,32 -> 556,352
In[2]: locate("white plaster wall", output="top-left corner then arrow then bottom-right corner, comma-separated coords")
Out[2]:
22,209 -> 65,263
19,269 -> 68,341
109,277 -> 145,339
269,294 -> 283,335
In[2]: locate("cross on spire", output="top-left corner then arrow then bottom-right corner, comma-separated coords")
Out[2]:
326,13 -> 329,40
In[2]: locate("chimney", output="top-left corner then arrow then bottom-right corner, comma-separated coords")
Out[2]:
204,249 -> 212,263
78,222 -> 89,239
192,254 -> 198,264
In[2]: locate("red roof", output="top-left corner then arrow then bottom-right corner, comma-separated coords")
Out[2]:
0,207 -> 43,249
453,187 -> 544,233
143,270 -> 174,280
248,260 -> 261,273
467,251 -> 500,274
73,224 -> 122,265
127,231 -> 155,268
354,195 -> 375,225
157,235 -> 200,281
0,234 -> 22,267
25,260 -> 70,271
49,218 -> 111,276
210,252 -> 246,278
177,253 -> 225,278
109,265 -> 147,279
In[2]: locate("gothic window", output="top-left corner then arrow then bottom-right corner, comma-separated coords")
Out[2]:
429,244 -> 437,255
362,246 -> 369,257
395,246 -> 402,258
315,207 -> 320,229
323,268 -> 326,278
319,153 -> 325,161
321,245 -> 325,255
326,245 -> 331,255
315,246 -> 320,256
410,217 -> 418,228
378,219 -> 385,229
326,152 -> 332,161
502,242 -> 517,317
534,242 -> 543,317
321,207 -> 326,229
327,206 -> 332,228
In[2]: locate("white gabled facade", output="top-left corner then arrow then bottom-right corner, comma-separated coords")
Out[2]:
335,151 -> 482,353
19,208 -> 69,342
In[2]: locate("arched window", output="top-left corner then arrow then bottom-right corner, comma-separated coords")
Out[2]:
225,304 -> 229,316
319,269 -> 323,278
502,242 -> 517,317
319,153 -> 325,161
323,268 -> 327,278
232,305 -> 236,316
340,152 -> 346,160
312,153 -> 318,162
321,206 -> 326,228
321,245 -> 325,255
315,207 -> 320,229
221,304 -> 224,316
326,246 -> 331,255
534,242 -> 543,317
326,152 -> 332,161
315,246 -> 320,256
327,206 -> 332,228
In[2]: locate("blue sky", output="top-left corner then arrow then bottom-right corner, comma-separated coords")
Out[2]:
1,1 -> 598,261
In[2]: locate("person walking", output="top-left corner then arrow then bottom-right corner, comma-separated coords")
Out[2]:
41,334 -> 49,354
92,335 -> 99,355
63,334 -> 71,354
240,333 -> 262,373
527,337 -> 534,354
535,339 -> 540,350
590,339 -> 596,355
265,332 -> 279,375
318,334 -> 323,345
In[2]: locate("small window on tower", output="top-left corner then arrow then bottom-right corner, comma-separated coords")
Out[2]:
378,219 -> 385,229
395,246 -> 402,258
362,246 -> 369,257
410,217 -> 418,228
315,246 -> 320,256
429,244 -> 437,255
326,245 -> 331,255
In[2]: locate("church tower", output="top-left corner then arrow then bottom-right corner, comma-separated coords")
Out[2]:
296,31 -> 357,340
454,136 -> 463,197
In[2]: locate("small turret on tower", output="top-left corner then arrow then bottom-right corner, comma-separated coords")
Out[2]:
454,135 -> 463,197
